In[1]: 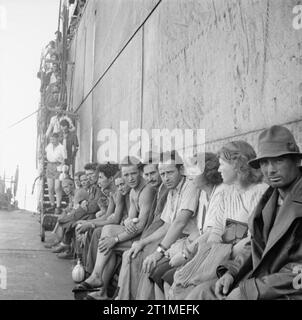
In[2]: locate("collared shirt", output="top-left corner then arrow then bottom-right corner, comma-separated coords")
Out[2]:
45,142 -> 65,163
160,177 -> 200,235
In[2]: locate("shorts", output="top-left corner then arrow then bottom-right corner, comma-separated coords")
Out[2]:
46,162 -> 61,179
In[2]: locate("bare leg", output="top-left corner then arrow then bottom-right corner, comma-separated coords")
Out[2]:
84,225 -> 118,287
47,178 -> 55,206
86,253 -> 119,300
154,284 -> 165,300
54,179 -> 62,208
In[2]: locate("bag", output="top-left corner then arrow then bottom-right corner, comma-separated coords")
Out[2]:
42,214 -> 58,231
72,259 -> 85,283
221,218 -> 248,245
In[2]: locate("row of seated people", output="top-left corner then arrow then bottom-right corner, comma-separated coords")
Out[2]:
44,124 -> 302,300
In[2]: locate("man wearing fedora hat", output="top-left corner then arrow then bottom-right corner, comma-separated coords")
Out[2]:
188,125 -> 302,300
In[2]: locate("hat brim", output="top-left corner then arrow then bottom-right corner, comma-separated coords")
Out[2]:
248,152 -> 302,169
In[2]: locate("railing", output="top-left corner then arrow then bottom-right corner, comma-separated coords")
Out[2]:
35,0 -> 82,213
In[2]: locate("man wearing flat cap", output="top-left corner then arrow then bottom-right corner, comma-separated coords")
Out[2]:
187,125 -> 302,300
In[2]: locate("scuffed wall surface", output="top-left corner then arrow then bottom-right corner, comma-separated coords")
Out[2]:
92,30 -> 143,161
69,0 -> 302,165
143,0 -> 302,138
93,0 -> 160,82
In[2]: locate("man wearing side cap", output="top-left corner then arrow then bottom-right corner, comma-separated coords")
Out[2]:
187,125 -> 302,300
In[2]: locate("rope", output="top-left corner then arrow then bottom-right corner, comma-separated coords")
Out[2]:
74,0 -> 162,113
0,109 -> 39,134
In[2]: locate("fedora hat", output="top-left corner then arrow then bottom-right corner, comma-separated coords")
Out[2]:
248,125 -> 302,169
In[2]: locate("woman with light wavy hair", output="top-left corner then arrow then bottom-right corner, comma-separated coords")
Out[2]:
167,140 -> 268,300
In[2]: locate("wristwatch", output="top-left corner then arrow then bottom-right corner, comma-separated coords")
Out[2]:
156,246 -> 165,256
182,252 -> 188,260
114,236 -> 119,243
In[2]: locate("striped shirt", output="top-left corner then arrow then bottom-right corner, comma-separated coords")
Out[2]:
209,183 -> 268,240
197,183 -> 229,233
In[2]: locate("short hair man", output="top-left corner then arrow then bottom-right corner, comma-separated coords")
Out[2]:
188,125 -> 302,300
74,163 -> 120,265
117,151 -> 169,299
83,162 -> 102,218
135,150 -> 201,300
74,171 -> 84,189
75,172 -> 131,278
79,173 -> 89,191
75,156 -> 156,299
45,133 -> 65,214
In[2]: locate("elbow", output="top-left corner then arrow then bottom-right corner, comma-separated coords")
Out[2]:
172,219 -> 188,231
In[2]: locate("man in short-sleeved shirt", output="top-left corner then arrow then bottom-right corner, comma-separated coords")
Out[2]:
160,177 -> 199,235
135,151 -> 200,299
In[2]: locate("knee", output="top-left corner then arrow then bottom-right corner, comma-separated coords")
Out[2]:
92,227 -> 103,239
102,225 -> 116,237
185,281 -> 214,300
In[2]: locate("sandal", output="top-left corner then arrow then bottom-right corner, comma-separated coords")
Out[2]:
85,289 -> 109,300
72,281 -> 100,293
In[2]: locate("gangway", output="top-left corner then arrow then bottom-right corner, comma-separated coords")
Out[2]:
34,0 -> 78,242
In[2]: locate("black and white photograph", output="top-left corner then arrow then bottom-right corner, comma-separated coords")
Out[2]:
0,0 -> 302,308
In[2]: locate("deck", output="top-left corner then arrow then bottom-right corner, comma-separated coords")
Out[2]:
0,209 -> 74,300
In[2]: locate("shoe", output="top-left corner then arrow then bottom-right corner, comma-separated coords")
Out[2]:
51,243 -> 69,253
44,240 -> 60,249
72,281 -> 101,293
57,251 -> 74,259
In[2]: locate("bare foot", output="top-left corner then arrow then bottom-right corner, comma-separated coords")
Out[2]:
84,277 -> 103,288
